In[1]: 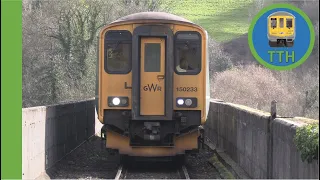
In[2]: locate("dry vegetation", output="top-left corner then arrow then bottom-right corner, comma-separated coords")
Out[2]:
211,65 -> 319,119
23,0 -> 319,119
22,0 -> 172,107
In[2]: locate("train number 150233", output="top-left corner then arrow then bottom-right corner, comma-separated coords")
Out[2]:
176,87 -> 197,92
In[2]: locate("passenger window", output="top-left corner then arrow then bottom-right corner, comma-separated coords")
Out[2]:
175,32 -> 201,74
280,18 -> 284,28
104,31 -> 132,74
144,43 -> 161,72
271,18 -> 277,28
286,18 -> 293,28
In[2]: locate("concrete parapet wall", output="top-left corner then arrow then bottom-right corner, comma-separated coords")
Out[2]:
272,117 -> 319,179
22,99 -> 99,180
205,99 -> 319,179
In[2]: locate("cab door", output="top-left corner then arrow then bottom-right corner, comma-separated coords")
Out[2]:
279,16 -> 285,36
140,37 -> 165,116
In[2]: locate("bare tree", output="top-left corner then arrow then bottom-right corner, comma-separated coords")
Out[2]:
22,0 -> 169,107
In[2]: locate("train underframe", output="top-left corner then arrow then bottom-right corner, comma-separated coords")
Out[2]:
269,38 -> 294,47
100,109 -> 205,162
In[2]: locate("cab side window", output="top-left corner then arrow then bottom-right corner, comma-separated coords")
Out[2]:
271,18 -> 277,28
104,30 -> 132,74
174,32 -> 201,74
286,18 -> 293,28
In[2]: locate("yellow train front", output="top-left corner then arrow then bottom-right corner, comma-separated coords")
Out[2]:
95,12 -> 210,161
268,11 -> 295,47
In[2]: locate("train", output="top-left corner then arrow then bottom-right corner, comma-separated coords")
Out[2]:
268,11 -> 295,47
95,12 -> 210,163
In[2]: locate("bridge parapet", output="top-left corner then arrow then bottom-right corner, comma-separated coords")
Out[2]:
205,99 -> 319,179
22,99 -> 100,180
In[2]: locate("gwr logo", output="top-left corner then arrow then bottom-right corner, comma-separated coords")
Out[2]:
143,83 -> 162,92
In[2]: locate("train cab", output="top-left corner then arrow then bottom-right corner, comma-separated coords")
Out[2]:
95,12 -> 210,159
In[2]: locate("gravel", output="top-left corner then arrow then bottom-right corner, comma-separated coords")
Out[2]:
48,136 -> 119,179
48,136 -> 221,179
123,160 -> 182,179
186,147 -> 222,179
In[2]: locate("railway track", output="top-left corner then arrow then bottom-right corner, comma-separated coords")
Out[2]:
115,163 -> 190,179
114,165 -> 126,180
178,165 -> 190,179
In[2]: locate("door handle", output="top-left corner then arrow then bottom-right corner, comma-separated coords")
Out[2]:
157,75 -> 165,79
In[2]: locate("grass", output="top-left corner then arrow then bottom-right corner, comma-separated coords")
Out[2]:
163,0 -> 255,42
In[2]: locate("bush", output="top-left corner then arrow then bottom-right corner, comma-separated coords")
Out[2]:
208,36 -> 233,73
294,123 -> 319,163
211,64 -> 319,119
212,65 -> 300,115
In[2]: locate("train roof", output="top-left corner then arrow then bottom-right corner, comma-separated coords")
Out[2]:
110,12 -> 196,25
268,11 -> 295,18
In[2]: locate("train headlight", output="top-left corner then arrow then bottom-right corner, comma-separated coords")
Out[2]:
108,96 -> 129,107
177,99 -> 184,105
112,97 -> 120,105
176,97 -> 197,108
185,99 -> 192,106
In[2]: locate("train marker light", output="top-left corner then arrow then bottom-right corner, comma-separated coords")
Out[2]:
121,98 -> 127,105
185,99 -> 192,106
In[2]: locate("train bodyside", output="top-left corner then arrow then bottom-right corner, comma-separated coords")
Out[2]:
95,12 -> 210,157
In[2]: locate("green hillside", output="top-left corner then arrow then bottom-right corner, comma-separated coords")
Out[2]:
164,0 -> 254,42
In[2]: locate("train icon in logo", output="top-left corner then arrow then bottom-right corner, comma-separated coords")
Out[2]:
267,11 -> 296,47
249,3 -> 315,70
